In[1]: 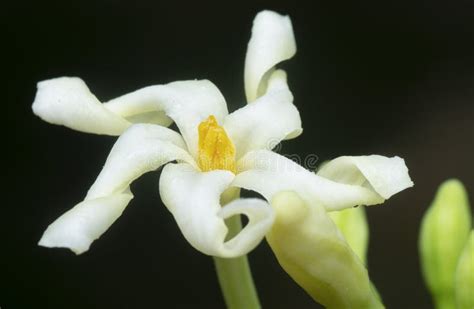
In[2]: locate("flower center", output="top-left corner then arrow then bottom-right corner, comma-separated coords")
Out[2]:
198,115 -> 236,173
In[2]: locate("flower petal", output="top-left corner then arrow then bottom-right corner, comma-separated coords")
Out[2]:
224,70 -> 302,158
234,150 -> 412,211
317,155 -> 414,199
104,80 -> 228,158
38,193 -> 133,255
32,78 -> 228,157
159,163 -> 274,257
244,10 -> 296,102
32,77 -> 131,135
39,124 -> 195,254
86,124 -> 197,199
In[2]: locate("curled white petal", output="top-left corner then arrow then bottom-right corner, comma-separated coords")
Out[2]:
38,193 -> 133,255
244,10 -> 297,102
104,80 -> 228,158
224,70 -> 302,158
124,110 -> 173,127
159,163 -> 274,257
234,150 -> 412,211
87,124 -> 197,199
218,198 -> 275,255
39,124 -> 194,254
317,155 -> 414,199
32,78 -> 227,155
32,77 -> 131,135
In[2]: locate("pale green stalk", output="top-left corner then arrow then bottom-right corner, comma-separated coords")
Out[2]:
213,188 -> 261,309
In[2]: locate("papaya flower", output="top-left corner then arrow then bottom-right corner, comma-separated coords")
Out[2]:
33,10 -> 413,263
34,11 -> 300,257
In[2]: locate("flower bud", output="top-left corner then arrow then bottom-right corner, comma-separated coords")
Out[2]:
455,230 -> 474,309
267,191 -> 383,309
419,179 -> 472,308
329,206 -> 369,265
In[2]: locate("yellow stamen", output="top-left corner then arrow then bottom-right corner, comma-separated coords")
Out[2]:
198,115 -> 236,173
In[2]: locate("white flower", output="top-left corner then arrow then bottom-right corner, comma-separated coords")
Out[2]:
33,10 -> 413,258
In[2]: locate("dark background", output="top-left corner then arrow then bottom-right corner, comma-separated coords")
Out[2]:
2,0 -> 473,308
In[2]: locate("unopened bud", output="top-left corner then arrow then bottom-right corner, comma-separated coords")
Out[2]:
419,179 -> 472,309
455,230 -> 474,309
267,191 -> 383,309
329,206 -> 369,265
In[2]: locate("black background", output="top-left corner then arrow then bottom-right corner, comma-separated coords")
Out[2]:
2,0 -> 473,308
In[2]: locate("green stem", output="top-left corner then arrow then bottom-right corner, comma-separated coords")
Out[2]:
213,189 -> 261,309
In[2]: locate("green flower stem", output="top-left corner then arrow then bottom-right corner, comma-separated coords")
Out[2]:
213,188 -> 261,309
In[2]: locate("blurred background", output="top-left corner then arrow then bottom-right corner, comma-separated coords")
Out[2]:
2,0 -> 473,308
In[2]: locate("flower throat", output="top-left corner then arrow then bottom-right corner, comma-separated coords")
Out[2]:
198,115 -> 236,173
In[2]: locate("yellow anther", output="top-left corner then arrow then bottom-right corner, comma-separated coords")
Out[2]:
198,115 -> 236,173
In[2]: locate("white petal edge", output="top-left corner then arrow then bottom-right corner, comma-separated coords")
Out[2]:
317,155 -> 414,199
38,193 -> 133,255
234,150 -> 412,211
32,78 -> 228,156
103,80 -> 228,158
159,163 -> 274,257
32,77 -> 131,135
87,124 -> 197,199
244,10 -> 297,103
224,70 -> 302,159
39,124 -> 195,254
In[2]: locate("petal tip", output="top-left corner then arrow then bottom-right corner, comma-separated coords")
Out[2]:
38,231 -> 89,255
245,10 -> 297,102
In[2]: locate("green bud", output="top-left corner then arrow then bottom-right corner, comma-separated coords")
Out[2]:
329,206 -> 369,265
419,179 -> 472,309
267,191 -> 383,309
455,230 -> 474,309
